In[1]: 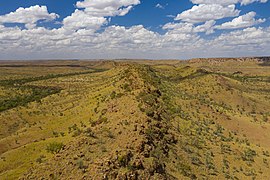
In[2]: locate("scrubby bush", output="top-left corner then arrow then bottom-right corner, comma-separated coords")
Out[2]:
77,159 -> 84,169
263,150 -> 270,157
46,142 -> 64,154
84,127 -> 95,138
242,148 -> 256,162
36,155 -> 46,163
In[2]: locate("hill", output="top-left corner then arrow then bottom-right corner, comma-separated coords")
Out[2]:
0,59 -> 270,179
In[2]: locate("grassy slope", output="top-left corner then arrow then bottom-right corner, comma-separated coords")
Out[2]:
155,64 -> 270,179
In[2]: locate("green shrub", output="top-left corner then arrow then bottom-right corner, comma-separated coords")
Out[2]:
84,128 -> 95,138
122,83 -> 131,92
77,159 -> 84,169
72,129 -> 82,137
110,91 -> 116,99
263,150 -> 270,157
36,155 -> 46,163
242,148 -> 256,162
52,131 -> 59,137
46,142 -> 64,154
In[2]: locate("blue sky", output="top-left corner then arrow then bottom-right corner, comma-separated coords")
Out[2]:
0,0 -> 270,59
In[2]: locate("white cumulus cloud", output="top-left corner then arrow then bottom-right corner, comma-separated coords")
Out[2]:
0,5 -> 59,29
76,0 -> 140,17
194,20 -> 216,34
62,10 -> 107,32
0,0 -> 269,60
60,0 -> 140,32
191,0 -> 268,5
175,4 -> 240,23
191,0 -> 239,6
240,0 -> 268,5
216,11 -> 265,30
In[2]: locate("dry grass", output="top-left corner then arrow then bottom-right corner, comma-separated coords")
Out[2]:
0,59 -> 269,179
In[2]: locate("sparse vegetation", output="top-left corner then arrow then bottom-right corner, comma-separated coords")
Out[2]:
1,59 -> 270,179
